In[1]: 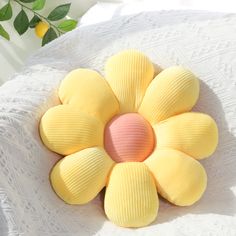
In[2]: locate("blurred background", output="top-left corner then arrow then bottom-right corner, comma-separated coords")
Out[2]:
0,0 -> 236,84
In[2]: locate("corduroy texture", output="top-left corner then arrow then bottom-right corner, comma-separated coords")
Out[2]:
145,149 -> 207,206
39,50 -> 219,228
59,69 -> 120,124
154,112 -> 218,159
139,66 -> 199,124
40,105 -> 104,155
104,162 -> 158,227
104,113 -> 154,162
50,147 -> 114,204
105,50 -> 154,113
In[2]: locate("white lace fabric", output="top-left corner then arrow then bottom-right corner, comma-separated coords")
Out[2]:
0,8 -> 236,236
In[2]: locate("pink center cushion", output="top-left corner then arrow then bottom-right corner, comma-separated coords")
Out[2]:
104,113 -> 155,162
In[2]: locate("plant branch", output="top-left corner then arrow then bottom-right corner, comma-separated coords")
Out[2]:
11,0 -> 64,35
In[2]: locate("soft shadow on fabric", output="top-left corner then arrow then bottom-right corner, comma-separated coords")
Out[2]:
153,80 -> 236,224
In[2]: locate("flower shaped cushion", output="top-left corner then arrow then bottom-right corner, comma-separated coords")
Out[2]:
39,50 -> 218,228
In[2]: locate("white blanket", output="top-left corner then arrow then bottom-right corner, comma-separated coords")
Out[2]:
1,5 -> 236,235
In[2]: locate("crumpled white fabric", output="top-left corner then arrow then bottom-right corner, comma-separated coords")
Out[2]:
1,7 -> 236,236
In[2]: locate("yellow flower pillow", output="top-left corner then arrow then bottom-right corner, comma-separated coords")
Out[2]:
39,50 -> 218,228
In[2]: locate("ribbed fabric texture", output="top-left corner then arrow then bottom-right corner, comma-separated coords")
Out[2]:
50,147 -> 114,204
104,162 -> 158,227
145,149 -> 207,206
154,112 -> 218,159
59,69 -> 120,124
40,105 -> 104,155
38,49 -> 219,228
105,50 -> 154,113
104,113 -> 154,162
139,66 -> 199,124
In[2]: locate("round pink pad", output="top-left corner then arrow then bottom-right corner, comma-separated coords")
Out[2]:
104,113 -> 155,163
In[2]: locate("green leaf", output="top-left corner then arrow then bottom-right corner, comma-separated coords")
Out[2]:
29,15 -> 41,28
58,19 -> 77,32
14,10 -> 29,35
42,27 -> 57,46
0,24 -> 10,40
19,0 -> 37,3
47,4 -> 71,21
0,3 -> 12,21
33,0 -> 46,10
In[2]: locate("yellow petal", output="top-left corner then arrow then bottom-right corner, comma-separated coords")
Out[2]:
105,50 -> 154,113
145,149 -> 207,206
154,112 -> 218,159
40,105 -> 104,155
104,162 -> 158,227
139,66 -> 199,124
50,147 -> 114,204
59,69 -> 119,124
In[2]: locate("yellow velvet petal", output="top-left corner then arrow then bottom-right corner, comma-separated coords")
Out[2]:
145,149 -> 207,206
105,50 -> 154,113
104,162 -> 158,227
40,105 -> 104,155
59,69 -> 119,124
50,147 -> 114,204
154,112 -> 218,160
139,66 -> 199,124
